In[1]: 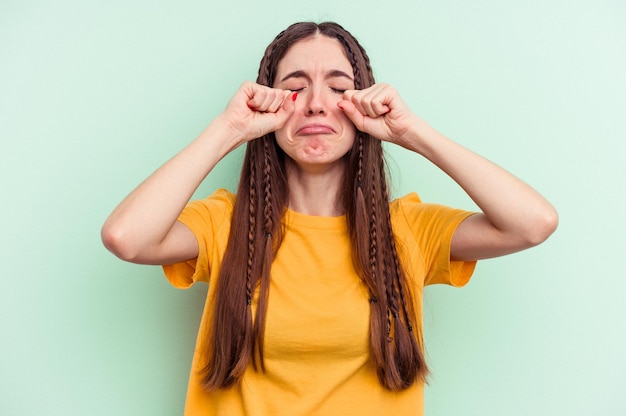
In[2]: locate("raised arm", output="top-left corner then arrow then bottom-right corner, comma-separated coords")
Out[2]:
339,83 -> 558,261
101,82 -> 296,265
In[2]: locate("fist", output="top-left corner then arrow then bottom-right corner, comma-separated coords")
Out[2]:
222,81 -> 297,143
338,83 -> 417,146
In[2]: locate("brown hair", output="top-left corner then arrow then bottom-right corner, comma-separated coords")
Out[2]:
202,21 -> 428,391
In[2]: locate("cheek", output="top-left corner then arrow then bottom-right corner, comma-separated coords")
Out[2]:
274,129 -> 298,158
340,113 -> 357,138
274,131 -> 287,152
274,120 -> 294,147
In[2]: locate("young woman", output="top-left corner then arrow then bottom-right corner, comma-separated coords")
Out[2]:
102,21 -> 557,416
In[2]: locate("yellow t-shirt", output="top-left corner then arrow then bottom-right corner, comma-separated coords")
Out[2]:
163,189 -> 476,416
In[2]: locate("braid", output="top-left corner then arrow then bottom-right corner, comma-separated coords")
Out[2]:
379,155 -> 426,388
334,32 -> 373,89
262,140 -> 273,234
251,139 -> 275,372
378,160 -> 417,339
368,204 -> 378,288
371,156 -> 404,386
381,176 -> 414,334
357,135 -> 364,187
353,38 -> 373,87
257,30 -> 286,86
337,34 -> 359,87
257,40 -> 273,84
246,155 -> 256,307
377,157 -> 408,334
259,48 -> 274,87
368,161 -> 391,340
336,34 -> 362,90
391,240 -> 413,332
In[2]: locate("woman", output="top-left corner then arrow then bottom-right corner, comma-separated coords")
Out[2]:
102,22 -> 557,416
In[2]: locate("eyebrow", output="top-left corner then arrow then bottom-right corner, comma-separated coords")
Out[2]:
279,69 -> 354,83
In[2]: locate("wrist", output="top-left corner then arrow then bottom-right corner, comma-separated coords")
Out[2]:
398,115 -> 436,155
197,115 -> 247,157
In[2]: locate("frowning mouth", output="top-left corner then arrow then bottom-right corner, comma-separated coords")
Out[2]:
296,123 -> 336,135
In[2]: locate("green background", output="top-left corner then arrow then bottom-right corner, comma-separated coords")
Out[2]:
1,0 -> 624,414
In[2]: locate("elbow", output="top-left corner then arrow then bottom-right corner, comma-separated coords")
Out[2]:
525,206 -> 559,247
101,223 -> 140,262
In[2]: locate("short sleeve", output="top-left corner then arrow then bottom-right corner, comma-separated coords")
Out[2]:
391,193 -> 477,288
162,189 -> 235,289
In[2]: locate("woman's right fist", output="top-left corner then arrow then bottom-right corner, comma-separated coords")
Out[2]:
220,81 -> 297,144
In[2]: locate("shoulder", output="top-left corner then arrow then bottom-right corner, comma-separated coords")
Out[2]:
390,192 -> 473,224
184,188 -> 236,215
178,188 -> 236,234
389,193 -> 476,247
389,192 -> 438,226
390,192 -> 422,212
192,188 -> 236,208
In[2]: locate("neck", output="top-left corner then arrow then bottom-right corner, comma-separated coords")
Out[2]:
284,160 -> 346,216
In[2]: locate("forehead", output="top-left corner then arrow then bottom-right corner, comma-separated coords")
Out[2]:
275,35 -> 354,81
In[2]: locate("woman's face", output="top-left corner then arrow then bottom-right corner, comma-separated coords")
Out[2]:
273,35 -> 356,170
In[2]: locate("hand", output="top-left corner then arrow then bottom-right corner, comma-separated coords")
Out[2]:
338,83 -> 420,148
220,81 -> 297,144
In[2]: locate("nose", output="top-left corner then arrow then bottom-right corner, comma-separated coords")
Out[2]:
305,87 -> 326,115
307,106 -> 324,115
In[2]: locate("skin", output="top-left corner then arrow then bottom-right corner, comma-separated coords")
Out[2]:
101,34 -> 558,266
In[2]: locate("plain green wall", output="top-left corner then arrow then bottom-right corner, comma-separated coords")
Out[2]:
1,0 -> 625,414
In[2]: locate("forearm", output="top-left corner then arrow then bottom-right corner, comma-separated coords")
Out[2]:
340,83 -> 557,258
101,116 -> 242,260
405,117 -> 558,245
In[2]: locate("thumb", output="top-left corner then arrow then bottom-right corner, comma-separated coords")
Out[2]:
282,91 -> 298,114
259,91 -> 297,134
337,100 -> 365,131
273,91 -> 297,125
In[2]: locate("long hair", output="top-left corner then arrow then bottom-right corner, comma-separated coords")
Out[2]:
202,21 -> 428,391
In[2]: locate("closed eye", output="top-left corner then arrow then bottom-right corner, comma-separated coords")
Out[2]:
331,88 -> 346,94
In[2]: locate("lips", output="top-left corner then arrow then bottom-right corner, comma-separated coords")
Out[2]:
296,123 -> 336,135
